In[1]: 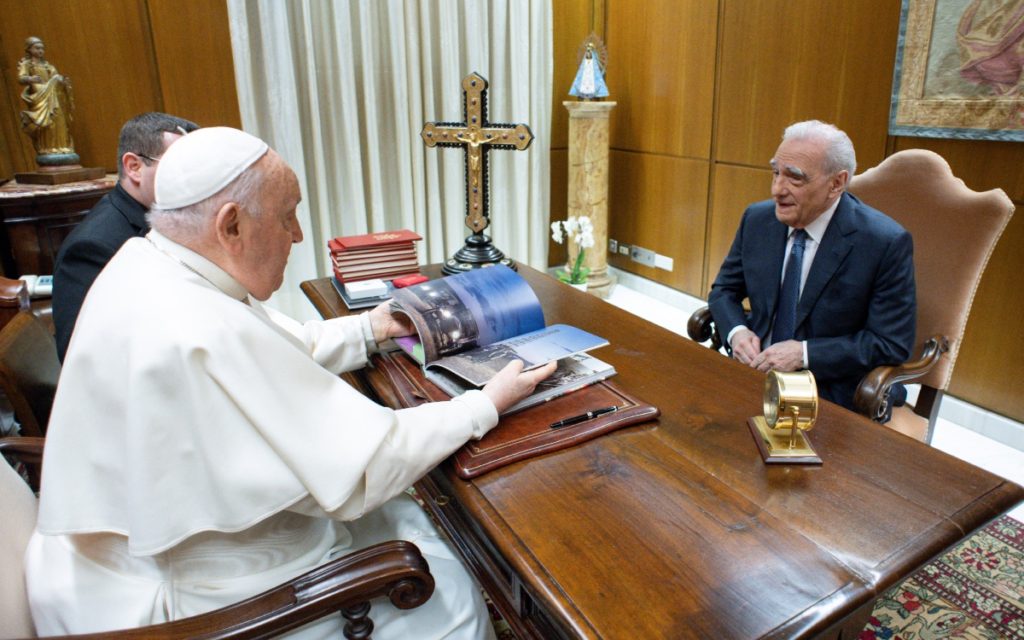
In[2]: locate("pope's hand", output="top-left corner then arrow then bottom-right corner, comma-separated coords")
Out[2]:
482,360 -> 558,415
367,301 -> 415,344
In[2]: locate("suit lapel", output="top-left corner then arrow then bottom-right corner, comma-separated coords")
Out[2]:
795,193 -> 856,330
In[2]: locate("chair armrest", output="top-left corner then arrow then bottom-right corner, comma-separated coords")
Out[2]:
0,277 -> 30,311
68,539 -> 434,639
687,306 -> 723,351
0,436 -> 44,463
0,437 -> 435,638
0,436 -> 45,490
853,336 -> 949,422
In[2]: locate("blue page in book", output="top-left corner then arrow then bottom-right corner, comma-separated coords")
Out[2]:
390,265 -> 546,364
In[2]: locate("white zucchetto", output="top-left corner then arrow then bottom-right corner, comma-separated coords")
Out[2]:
154,127 -> 269,210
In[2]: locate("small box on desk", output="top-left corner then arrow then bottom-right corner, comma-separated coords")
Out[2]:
344,279 -> 388,300
331,278 -> 394,310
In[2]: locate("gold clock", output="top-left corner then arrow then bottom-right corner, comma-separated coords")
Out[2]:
748,370 -> 822,465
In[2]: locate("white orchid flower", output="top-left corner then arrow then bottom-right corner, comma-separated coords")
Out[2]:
574,216 -> 595,248
550,221 -> 565,244
551,216 -> 592,285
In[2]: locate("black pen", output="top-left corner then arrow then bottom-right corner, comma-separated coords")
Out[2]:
549,406 -> 619,429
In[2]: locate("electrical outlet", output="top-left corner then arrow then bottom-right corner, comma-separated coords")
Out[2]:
608,238 -> 618,253
618,244 -> 630,256
630,245 -> 657,267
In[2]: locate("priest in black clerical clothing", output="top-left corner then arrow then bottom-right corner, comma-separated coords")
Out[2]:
51,112 -> 198,362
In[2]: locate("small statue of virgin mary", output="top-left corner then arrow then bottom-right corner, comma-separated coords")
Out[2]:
569,34 -> 609,100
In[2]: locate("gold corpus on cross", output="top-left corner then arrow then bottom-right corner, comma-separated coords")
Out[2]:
421,72 -> 533,235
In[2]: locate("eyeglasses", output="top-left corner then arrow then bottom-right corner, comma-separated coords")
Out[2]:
137,153 -> 160,164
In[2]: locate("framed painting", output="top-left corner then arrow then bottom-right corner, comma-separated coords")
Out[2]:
890,0 -> 1024,141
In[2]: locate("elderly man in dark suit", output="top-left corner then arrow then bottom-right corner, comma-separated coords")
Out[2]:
708,120 -> 916,412
52,112 -> 198,362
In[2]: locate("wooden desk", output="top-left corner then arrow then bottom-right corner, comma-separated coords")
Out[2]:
302,266 -> 1023,639
0,175 -> 116,278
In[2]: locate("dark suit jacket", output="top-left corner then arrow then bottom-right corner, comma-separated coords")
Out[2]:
707,192 -> 916,410
52,183 -> 148,362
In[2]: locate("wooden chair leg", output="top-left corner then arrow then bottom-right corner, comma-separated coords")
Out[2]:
343,601 -> 373,640
913,386 -> 944,444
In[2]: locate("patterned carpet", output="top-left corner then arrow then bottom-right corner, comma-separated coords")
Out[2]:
486,515 -> 1024,640
861,515 -> 1023,640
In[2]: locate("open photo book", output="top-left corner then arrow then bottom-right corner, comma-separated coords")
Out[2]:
388,266 -> 615,414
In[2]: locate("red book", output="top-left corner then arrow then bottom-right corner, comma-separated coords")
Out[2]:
333,265 -> 421,283
333,248 -> 418,266
336,257 -> 420,275
333,243 -> 417,261
328,229 -> 422,253
334,242 -> 416,252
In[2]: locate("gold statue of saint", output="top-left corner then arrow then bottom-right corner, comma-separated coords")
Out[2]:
17,36 -> 79,166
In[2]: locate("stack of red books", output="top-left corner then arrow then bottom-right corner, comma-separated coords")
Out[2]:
328,229 -> 422,283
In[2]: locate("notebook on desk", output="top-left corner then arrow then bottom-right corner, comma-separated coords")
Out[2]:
369,350 -> 659,478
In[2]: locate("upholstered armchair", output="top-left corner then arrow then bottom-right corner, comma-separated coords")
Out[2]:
688,149 -> 1014,442
0,437 -> 435,640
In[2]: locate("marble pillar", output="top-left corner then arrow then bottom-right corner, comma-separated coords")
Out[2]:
564,101 -> 617,297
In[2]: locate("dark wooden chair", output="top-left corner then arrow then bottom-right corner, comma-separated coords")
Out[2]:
0,437 -> 435,640
688,149 -> 1014,442
0,312 -> 61,437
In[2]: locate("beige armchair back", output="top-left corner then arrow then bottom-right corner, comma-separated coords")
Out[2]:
848,149 -> 1013,438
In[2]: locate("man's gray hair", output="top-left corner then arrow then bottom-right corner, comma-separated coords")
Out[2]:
782,120 -> 857,177
147,161 -> 266,240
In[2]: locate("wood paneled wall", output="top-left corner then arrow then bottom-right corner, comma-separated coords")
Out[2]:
0,0 -> 239,178
553,0 -> 1024,423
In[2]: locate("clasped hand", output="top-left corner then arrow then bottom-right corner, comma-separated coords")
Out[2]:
367,301 -> 556,414
730,328 -> 803,372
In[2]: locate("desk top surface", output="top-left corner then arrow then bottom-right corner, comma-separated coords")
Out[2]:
302,266 -> 1023,639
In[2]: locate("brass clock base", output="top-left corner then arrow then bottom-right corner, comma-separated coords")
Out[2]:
747,416 -> 822,465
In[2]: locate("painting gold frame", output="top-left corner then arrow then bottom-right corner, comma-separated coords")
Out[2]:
890,0 -> 1024,141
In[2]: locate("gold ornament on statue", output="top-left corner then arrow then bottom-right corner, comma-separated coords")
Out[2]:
747,370 -> 823,465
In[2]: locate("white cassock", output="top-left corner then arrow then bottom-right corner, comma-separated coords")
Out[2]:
26,231 -> 498,640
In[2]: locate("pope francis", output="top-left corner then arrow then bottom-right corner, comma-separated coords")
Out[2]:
26,127 -> 554,638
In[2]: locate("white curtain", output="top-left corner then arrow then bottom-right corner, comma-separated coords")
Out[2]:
226,0 -> 553,319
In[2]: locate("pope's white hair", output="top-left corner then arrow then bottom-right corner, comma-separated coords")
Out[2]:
782,120 -> 857,178
148,160 -> 267,240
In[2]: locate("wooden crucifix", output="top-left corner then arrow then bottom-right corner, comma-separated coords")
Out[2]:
422,72 -> 533,275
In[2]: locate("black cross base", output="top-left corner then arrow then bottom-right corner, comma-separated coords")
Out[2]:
441,232 -> 515,275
